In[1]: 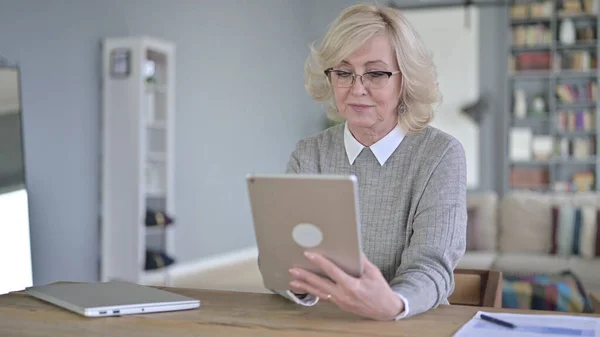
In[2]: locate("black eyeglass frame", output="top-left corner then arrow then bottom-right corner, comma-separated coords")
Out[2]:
324,68 -> 401,88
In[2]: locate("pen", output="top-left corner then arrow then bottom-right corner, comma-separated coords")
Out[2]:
480,314 -> 517,329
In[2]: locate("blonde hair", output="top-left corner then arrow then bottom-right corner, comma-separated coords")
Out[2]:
304,3 -> 441,133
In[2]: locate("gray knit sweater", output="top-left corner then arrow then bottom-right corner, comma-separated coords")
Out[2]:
285,123 -> 467,318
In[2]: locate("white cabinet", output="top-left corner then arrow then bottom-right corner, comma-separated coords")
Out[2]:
100,36 -> 176,285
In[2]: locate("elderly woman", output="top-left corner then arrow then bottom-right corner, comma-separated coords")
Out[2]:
269,4 -> 467,321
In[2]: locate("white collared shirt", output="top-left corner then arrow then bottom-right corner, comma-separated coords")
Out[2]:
343,122 -> 405,165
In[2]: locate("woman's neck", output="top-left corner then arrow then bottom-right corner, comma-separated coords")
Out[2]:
348,120 -> 397,147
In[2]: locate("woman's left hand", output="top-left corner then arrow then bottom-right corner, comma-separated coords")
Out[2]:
289,252 -> 404,321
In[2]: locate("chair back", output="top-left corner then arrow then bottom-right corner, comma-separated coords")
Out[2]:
449,269 -> 502,308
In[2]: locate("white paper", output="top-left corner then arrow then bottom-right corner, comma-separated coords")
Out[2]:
453,311 -> 600,337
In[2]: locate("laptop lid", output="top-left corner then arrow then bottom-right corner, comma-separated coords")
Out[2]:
26,281 -> 200,317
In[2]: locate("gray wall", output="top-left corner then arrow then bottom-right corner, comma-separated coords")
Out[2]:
0,0 -> 324,285
477,6 -> 507,193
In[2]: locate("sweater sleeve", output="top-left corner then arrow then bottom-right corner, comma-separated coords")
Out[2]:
286,138 -> 320,174
388,140 -> 467,318
286,145 -> 301,173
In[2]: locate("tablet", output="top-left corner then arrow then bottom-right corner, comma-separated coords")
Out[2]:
246,173 -> 364,290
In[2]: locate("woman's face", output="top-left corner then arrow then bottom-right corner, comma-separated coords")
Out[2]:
330,33 -> 402,132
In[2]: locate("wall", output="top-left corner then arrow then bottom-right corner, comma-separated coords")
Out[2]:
484,8 -> 509,194
0,0 -> 324,285
476,5 -> 508,193
119,0 -> 325,262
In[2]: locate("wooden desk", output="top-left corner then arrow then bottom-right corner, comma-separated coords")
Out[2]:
1,285 -> 598,337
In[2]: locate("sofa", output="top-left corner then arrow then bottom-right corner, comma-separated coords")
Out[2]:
459,190 -> 600,294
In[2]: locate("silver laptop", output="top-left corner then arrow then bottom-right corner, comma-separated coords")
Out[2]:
26,281 -> 200,317
246,173 -> 364,290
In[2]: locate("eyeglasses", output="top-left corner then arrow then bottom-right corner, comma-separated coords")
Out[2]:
324,68 -> 400,89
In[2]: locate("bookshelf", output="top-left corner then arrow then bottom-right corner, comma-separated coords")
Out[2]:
505,0 -> 599,194
100,36 -> 176,286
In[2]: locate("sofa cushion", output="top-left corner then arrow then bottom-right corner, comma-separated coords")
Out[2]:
499,191 -> 600,254
550,206 -> 600,258
457,251 -> 496,270
493,253 -> 572,275
567,258 -> 600,294
466,208 -> 480,251
502,270 -> 595,313
466,191 -> 498,251
493,253 -> 600,294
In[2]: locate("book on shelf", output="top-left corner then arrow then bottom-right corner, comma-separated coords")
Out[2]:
510,0 -> 598,20
510,1 -> 553,19
574,26 -> 596,41
511,53 -> 598,74
554,136 -> 596,159
557,109 -> 595,131
554,171 -> 595,193
510,167 -> 549,189
556,81 -> 597,103
573,171 -> 595,192
511,25 -> 552,46
560,0 -> 599,15
556,50 -> 596,72
512,51 -> 552,72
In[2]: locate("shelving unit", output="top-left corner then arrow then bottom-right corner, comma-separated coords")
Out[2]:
505,0 -> 599,195
100,36 -> 176,286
